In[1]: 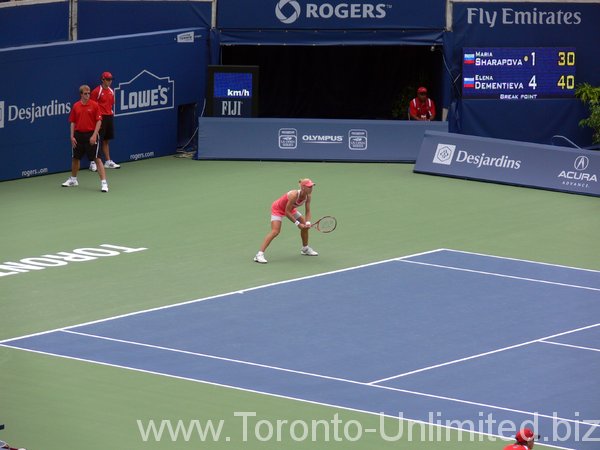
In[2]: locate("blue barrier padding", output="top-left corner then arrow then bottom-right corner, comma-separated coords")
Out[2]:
78,0 -> 211,39
0,2 -> 69,48
414,130 -> 600,197
0,28 -> 208,182
196,118 -> 448,162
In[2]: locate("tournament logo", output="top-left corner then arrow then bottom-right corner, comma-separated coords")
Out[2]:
276,0 -> 301,24
432,144 -> 456,165
348,129 -> 367,150
115,70 -> 175,117
279,128 -> 298,149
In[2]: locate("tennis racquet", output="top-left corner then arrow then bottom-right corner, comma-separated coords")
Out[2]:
310,216 -> 337,233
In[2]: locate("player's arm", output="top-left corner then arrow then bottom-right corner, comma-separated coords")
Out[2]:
429,100 -> 436,121
304,195 -> 312,225
409,100 -> 420,121
70,122 -> 77,148
90,107 -> 102,144
285,192 -> 302,228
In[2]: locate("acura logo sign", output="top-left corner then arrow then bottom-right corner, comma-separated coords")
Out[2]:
574,155 -> 589,171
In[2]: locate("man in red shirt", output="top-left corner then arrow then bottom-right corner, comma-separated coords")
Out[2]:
503,428 -> 538,450
89,71 -> 120,171
409,86 -> 436,121
62,85 -> 109,192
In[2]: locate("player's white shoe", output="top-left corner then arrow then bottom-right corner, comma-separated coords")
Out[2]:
89,161 -> 97,172
254,252 -> 267,264
61,178 -> 78,187
101,181 -> 109,193
105,160 -> 121,169
301,246 -> 318,256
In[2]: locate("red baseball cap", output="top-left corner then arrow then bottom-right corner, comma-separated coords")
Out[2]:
101,71 -> 113,80
300,178 -> 315,187
417,87 -> 428,94
516,428 -> 536,443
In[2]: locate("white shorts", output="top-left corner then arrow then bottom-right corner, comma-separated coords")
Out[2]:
271,211 -> 302,222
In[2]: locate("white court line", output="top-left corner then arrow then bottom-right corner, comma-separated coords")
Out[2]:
1,334 -> 595,436
0,346 -> 574,450
439,248 -> 600,274
540,340 -> 600,353
397,260 -> 600,292
368,323 -> 600,384
0,248 -> 443,345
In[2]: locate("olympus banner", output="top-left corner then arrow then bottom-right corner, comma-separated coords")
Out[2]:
217,0 -> 445,30
196,117 -> 447,162
414,131 -> 600,197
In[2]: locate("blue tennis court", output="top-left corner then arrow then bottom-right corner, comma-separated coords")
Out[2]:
2,249 -> 599,449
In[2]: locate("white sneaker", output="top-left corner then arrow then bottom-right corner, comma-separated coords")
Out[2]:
254,253 -> 267,264
89,161 -> 97,172
101,182 -> 109,193
105,160 -> 121,169
61,178 -> 78,187
301,246 -> 319,256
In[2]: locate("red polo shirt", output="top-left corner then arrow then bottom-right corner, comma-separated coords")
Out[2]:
410,97 -> 436,120
69,100 -> 102,132
91,85 -> 115,116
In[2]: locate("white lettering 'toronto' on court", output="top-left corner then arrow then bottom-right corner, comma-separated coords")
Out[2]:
0,244 -> 147,278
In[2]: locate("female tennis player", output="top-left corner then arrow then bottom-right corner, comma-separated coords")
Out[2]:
254,178 -> 318,264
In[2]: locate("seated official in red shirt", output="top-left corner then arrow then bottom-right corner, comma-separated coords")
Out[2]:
409,86 -> 436,121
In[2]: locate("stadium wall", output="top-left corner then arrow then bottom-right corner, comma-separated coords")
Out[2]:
0,28 -> 208,182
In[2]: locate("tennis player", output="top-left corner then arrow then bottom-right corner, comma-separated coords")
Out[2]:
254,178 -> 318,264
503,428 -> 538,450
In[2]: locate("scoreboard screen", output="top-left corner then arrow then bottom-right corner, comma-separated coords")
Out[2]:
462,47 -> 576,100
206,65 -> 259,117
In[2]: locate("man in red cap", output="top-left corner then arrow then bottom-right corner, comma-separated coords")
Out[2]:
90,71 -> 120,171
409,86 -> 436,121
503,428 -> 538,450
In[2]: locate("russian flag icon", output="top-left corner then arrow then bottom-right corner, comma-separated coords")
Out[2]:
464,54 -> 475,64
463,77 -> 475,88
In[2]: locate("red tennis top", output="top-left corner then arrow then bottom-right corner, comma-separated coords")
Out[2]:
91,85 -> 115,116
69,100 -> 102,132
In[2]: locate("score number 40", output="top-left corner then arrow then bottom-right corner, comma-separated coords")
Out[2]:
527,51 -> 575,90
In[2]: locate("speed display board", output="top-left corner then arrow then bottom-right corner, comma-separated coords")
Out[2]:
462,47 -> 576,99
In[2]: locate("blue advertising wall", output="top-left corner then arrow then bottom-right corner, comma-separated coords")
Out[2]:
447,2 -> 600,146
78,0 -> 212,39
197,118 -> 448,162
213,0 -> 445,51
0,28 -> 208,182
0,2 -> 69,48
414,131 -> 600,197
218,0 -> 446,30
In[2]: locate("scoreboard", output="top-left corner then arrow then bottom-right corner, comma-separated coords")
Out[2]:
462,47 -> 576,99
206,65 -> 259,117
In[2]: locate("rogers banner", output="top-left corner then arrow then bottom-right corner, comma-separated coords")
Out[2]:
217,0 -> 445,30
414,131 -> 600,197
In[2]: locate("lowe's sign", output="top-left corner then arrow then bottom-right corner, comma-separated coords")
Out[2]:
217,0 -> 445,30
415,131 -> 600,197
115,69 -> 175,116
